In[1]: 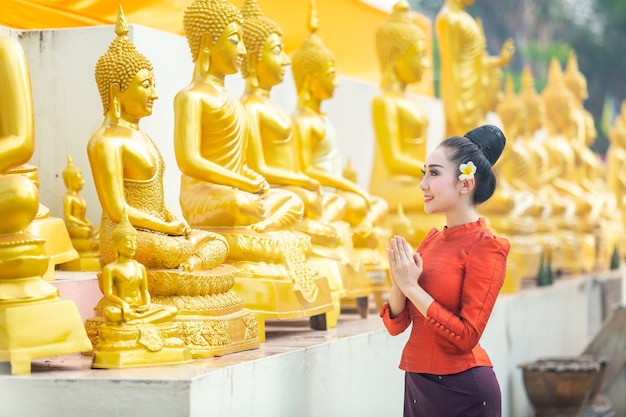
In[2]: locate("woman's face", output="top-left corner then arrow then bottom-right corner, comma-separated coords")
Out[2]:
395,39 -> 429,85
420,147 -> 464,215
118,68 -> 158,120
210,22 -> 246,76
310,61 -> 338,101
256,32 -> 290,89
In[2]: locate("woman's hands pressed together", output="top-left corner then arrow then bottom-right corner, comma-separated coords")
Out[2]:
388,235 -> 433,317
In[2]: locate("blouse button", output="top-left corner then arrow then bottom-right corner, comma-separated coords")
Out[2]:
438,376 -> 442,380
483,401 -> 487,406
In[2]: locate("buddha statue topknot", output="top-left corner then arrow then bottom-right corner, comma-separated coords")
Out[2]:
85,6 -> 259,357
175,0 -> 335,338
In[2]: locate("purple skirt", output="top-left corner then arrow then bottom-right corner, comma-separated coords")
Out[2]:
404,366 -> 501,417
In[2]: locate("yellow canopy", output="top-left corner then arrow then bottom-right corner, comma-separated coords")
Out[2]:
1,0 -> 433,95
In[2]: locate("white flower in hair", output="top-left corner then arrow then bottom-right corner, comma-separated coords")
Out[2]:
458,161 -> 476,181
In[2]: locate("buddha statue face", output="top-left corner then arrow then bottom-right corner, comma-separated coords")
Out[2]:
255,33 -> 290,89
395,38 -> 429,85
117,68 -> 158,120
207,21 -> 246,76
309,60 -> 338,101
117,234 -> 137,259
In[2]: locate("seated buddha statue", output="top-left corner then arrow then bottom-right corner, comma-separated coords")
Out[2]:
59,154 -> 102,271
239,0 -> 345,245
0,39 -> 77,280
93,208 -> 190,368
565,52 -> 620,267
85,7 -> 259,357
607,100 -> 626,253
290,0 -> 388,248
435,0 -> 515,137
175,0 -> 334,336
541,58 -> 598,273
0,37 -> 91,375
369,0 -> 444,246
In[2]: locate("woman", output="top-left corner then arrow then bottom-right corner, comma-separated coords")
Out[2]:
87,10 -> 228,271
381,124 -> 510,417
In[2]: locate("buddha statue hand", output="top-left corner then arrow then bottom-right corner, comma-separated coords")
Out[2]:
499,39 -> 515,66
243,166 -> 270,194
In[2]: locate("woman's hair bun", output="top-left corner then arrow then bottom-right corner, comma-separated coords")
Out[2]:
464,124 -> 506,166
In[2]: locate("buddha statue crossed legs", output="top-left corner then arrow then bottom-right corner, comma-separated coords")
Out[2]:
85,8 -> 259,357
175,0 -> 334,337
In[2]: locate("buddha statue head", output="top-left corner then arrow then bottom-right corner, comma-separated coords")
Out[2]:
241,0 -> 289,90
94,6 -> 155,120
375,0 -> 429,89
519,65 -> 545,138
291,0 -> 338,102
542,58 -> 575,136
183,0 -> 245,77
497,75 -> 525,141
112,207 -> 138,257
564,51 -> 589,102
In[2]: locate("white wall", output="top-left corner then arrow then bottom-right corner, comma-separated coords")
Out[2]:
3,24 -> 442,226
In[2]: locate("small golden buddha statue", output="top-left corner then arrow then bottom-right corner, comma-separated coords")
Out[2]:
0,37 -> 91,375
175,0 -> 334,338
370,0 -> 444,246
0,38 -> 77,280
85,7 -> 259,356
59,154 -> 103,271
92,209 -> 191,368
435,0 -> 515,137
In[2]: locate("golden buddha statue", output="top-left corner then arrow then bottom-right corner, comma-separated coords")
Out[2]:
92,209 -> 191,368
564,52 -> 620,267
290,6 -> 388,249
175,0 -> 334,338
85,7 -> 259,357
607,100 -> 626,254
0,37 -> 92,375
370,0 -> 444,246
435,0 -> 515,137
238,0 -> 357,320
542,57 -> 598,273
59,154 -> 103,271
0,38 -> 77,280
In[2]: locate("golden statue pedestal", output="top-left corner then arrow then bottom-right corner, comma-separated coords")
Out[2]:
58,236 -> 102,272
92,322 -> 192,369
27,216 -> 78,279
203,228 -> 335,342
0,298 -> 92,374
86,266 -> 260,358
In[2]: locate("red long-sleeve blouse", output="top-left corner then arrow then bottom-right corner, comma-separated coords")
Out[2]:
380,217 -> 510,375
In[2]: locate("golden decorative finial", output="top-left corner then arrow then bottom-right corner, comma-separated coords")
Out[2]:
504,74 -> 514,96
115,5 -> 129,37
307,0 -> 319,35
342,157 -> 357,183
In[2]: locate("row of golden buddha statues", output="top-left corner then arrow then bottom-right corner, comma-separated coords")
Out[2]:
1,0 -> 623,373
